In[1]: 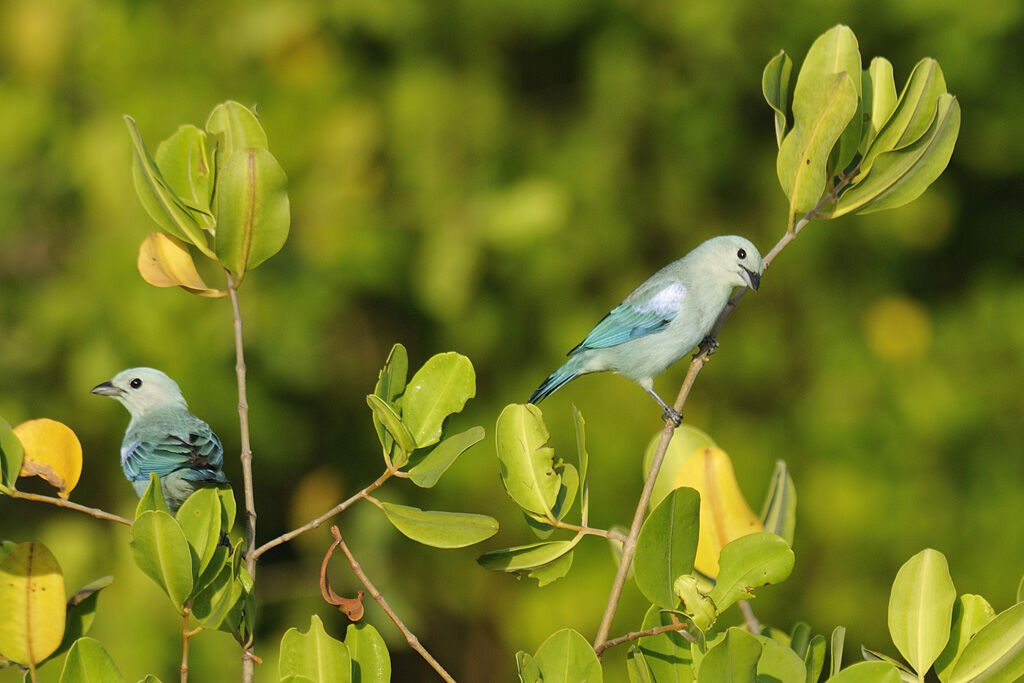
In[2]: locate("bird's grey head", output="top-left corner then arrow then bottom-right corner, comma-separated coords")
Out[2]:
699,235 -> 764,291
91,367 -> 188,417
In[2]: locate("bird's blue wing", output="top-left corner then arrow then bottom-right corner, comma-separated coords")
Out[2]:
568,282 -> 687,354
122,426 -> 227,485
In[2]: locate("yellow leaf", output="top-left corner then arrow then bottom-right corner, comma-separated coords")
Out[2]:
137,232 -> 227,298
14,418 -> 82,499
673,447 -> 763,578
0,542 -> 67,673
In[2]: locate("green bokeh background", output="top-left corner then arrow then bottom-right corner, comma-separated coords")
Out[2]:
2,1 -> 1022,681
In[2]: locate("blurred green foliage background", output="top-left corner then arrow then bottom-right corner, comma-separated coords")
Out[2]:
1,0 -> 1022,680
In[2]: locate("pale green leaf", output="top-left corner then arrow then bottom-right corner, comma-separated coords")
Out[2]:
175,487 -> 222,580
59,638 -> 126,683
861,646 -> 919,682
636,604 -> 694,682
534,628 -> 602,683
762,50 -> 793,147
936,594 -> 996,682
828,661 -> 901,683
863,57 -> 898,152
478,539 -> 579,573
279,615 -> 351,683
698,628 -> 760,683
831,625 -> 847,676
0,417 -> 23,490
572,405 -> 591,521
888,548 -> 956,676
752,633 -> 807,683
345,623 -> 390,683
759,460 -> 797,545
205,101 -> 269,158
402,353 -> 476,449
366,395 -> 416,464
408,426 -> 485,488
495,403 -> 563,518
634,487 -> 700,609
517,652 -> 543,683
154,124 -> 214,225
707,532 -> 794,613
135,474 -> 169,518
948,602 -> 1024,683
130,510 -> 194,609
626,647 -> 656,683
803,634 -> 826,683
371,344 -> 408,460
380,502 -> 497,548
527,551 -> 574,587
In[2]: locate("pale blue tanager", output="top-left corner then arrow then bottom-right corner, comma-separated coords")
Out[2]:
529,235 -> 764,424
91,368 -> 229,513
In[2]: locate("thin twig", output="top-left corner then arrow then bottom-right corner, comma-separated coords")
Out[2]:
592,172 -> 858,652
548,519 -> 626,542
226,273 -> 258,682
4,489 -> 131,526
328,526 -> 456,683
595,620 -> 695,658
252,468 -> 397,560
181,602 -> 194,683
739,600 -> 761,634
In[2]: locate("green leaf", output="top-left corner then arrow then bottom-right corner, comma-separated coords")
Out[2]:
936,594 -> 996,682
345,623 -> 390,683
762,50 -> 793,147
124,116 -> 213,256
707,532 -> 794,613
833,94 -> 959,216
861,647 -> 918,682
534,628 -> 602,683
138,676 -> 164,683
626,647 -> 656,683
643,425 -> 716,511
279,615 -> 351,683
130,510 -> 194,609
634,487 -> 700,609
175,487 -> 222,581
858,58 -> 948,177
759,460 -> 797,545
673,575 -> 717,632
154,124 -> 214,225
496,403 -> 574,520
948,602 -> 1024,683
827,661 -> 901,683
888,548 -> 957,677
135,475 -> 170,518
804,634 -> 826,683
59,637 -> 126,683
572,405 -> 591,521
380,502 -> 497,548
830,625 -> 847,676
213,146 -> 290,278
790,622 -> 811,659
753,633 -> 807,683
402,353 -> 476,449
478,539 -> 579,574
366,394 -> 417,465
192,540 -> 247,632
371,344 -> 409,460
525,462 -> 579,537
698,628 -> 761,683
205,101 -> 269,158
0,417 -> 23,490
636,604 -> 694,682
0,542 -> 66,670
862,57 -> 898,152
527,551 -> 575,587
54,576 -> 114,661
0,540 -> 15,562
517,651 -> 543,683
1018,573 -> 1024,604
407,426 -> 484,488
217,486 -> 236,533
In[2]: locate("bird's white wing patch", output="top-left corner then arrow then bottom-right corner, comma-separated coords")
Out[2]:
638,282 -> 687,316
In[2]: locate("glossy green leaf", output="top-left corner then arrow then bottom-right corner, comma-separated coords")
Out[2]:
698,628 -> 760,683
830,625 -> 847,676
478,539 -> 579,573
534,628 -> 602,683
402,353 -> 476,449
130,510 -> 194,609
862,57 -> 898,152
345,623 -> 390,683
54,576 -> 114,661
804,634 -> 826,683
0,542 -> 66,671
380,502 -> 497,548
205,101 -> 269,158
948,602 -> 1024,683
888,548 -> 956,676
0,417 -> 23,490
495,404 -> 563,518
636,604 -> 694,682
626,647 -> 656,683
635,487 -> 700,608
135,474 -> 170,517
213,146 -> 290,278
643,425 -> 716,510
828,661 -> 901,683
527,551 -> 574,587
371,344 -> 408,460
125,116 -> 212,256
762,50 -> 793,147
279,615 -> 351,683
859,58 -> 948,177
176,487 -> 221,580
708,532 -> 794,613
154,124 -> 214,225
936,594 -> 996,682
572,405 -> 591,521
408,425 -> 484,488
517,652 -> 543,683
833,94 -> 959,216
759,460 -> 797,545
59,637 -> 126,683
366,394 -> 416,465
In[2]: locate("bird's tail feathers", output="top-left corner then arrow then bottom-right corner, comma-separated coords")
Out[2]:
528,358 -> 584,404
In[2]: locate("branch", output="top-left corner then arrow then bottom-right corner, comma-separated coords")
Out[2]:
226,273 -> 258,682
592,173 -> 857,650
4,489 -> 131,526
547,519 -> 626,543
180,602 -> 195,683
327,526 -> 456,683
252,468 -> 397,560
594,620 -> 694,659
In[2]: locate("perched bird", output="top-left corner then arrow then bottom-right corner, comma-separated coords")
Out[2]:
529,235 -> 764,425
91,368 -> 229,513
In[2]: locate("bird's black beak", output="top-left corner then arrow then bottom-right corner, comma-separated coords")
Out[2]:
90,381 -> 122,397
741,266 -> 761,291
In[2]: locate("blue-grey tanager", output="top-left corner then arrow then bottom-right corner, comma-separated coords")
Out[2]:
91,367 -> 229,513
529,235 -> 764,424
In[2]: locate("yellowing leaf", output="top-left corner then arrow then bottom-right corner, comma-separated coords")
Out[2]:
14,419 -> 82,500
137,232 -> 227,298
0,542 -> 67,673
673,447 -> 763,578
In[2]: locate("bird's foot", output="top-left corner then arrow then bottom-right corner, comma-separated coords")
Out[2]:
661,407 -> 683,428
697,335 -> 720,357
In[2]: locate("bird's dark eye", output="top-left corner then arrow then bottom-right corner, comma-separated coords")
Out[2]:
130,378 -> 142,389
737,248 -> 747,259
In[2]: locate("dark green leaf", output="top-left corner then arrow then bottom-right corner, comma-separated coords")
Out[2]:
53,576 -> 115,661
804,634 -> 826,683
0,417 -> 23,491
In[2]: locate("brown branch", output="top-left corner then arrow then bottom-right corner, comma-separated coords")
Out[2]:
327,526 -> 456,683
180,602 -> 196,683
595,620 -> 695,659
4,489 -> 131,526
592,171 -> 858,651
548,519 -> 626,542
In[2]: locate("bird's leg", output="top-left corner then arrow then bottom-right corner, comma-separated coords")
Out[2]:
638,378 -> 683,427
697,335 -> 720,357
